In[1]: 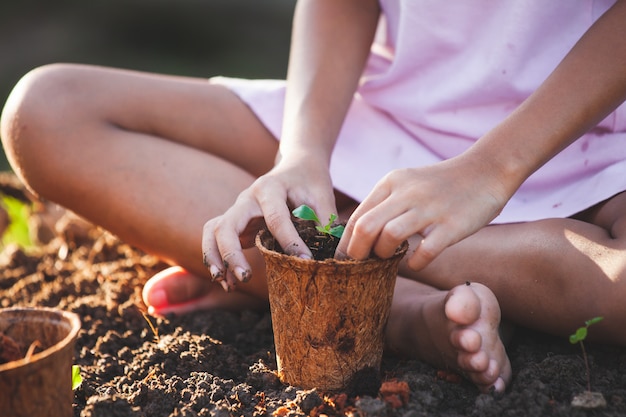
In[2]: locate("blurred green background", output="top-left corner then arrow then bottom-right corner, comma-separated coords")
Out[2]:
0,0 -> 295,171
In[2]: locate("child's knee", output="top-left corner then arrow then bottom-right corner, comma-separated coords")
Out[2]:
1,64 -> 82,186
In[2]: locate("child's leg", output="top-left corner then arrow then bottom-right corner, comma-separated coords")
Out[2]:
1,63 -> 277,307
405,192 -> 626,344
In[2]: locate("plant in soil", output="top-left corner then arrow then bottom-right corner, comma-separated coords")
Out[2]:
569,316 -> 606,409
256,205 -> 408,394
291,204 -> 345,260
569,316 -> 603,392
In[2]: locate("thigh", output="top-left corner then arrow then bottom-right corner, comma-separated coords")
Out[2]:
8,63 -> 279,178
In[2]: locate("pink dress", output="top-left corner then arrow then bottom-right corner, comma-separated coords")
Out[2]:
213,0 -> 626,223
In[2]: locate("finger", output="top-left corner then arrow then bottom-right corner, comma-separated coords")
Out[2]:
406,224 -> 450,270
202,218 -> 226,282
215,212 -> 256,286
259,196 -> 312,259
346,197 -> 408,260
336,186 -> 391,260
372,210 -> 421,259
285,179 -> 337,227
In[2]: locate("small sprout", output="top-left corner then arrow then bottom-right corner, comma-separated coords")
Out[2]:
292,205 -> 344,239
72,364 -> 83,390
0,194 -> 33,249
569,316 -> 603,393
569,316 -> 603,345
141,311 -> 160,343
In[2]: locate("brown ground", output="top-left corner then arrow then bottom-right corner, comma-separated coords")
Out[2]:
1,176 -> 626,417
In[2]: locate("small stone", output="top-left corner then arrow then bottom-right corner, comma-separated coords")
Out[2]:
571,391 -> 607,409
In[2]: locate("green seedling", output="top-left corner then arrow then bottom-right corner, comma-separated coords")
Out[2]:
292,205 -> 344,239
569,316 -> 603,392
72,364 -> 83,390
0,195 -> 33,249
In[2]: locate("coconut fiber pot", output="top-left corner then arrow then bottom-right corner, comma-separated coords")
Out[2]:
0,307 -> 81,417
256,228 -> 408,393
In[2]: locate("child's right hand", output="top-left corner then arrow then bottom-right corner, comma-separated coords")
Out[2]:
202,156 -> 337,290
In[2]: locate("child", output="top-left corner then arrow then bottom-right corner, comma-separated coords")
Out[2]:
2,0 -> 626,393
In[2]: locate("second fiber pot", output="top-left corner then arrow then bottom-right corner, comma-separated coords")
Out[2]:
256,227 -> 408,393
0,307 -> 81,417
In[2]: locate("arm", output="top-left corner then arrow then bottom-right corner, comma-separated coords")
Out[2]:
338,0 -> 626,269
282,0 -> 380,154
202,0 -> 380,287
260,0 -> 381,245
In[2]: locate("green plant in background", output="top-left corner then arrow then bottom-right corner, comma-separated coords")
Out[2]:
1,194 -> 33,249
72,365 -> 83,390
569,316 -> 603,392
292,204 -> 345,238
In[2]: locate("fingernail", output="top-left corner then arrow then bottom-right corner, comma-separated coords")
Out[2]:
148,289 -> 168,309
219,280 -> 230,292
234,266 -> 251,282
210,265 -> 223,281
298,253 -> 312,260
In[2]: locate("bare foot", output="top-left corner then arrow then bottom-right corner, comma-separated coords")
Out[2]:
386,279 -> 512,393
142,266 -> 267,315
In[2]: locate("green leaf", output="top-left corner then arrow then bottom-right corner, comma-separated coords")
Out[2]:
1,195 -> 33,249
329,225 -> 345,239
293,204 -> 343,237
585,316 -> 603,327
72,365 -> 83,390
292,205 -> 320,223
570,327 -> 588,344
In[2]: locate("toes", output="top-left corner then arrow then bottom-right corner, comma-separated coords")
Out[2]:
472,360 -> 507,393
445,283 -> 512,393
457,349 -> 489,373
450,327 -> 482,353
151,294 -> 216,316
142,265 -> 269,315
470,357 -> 513,393
444,284 -> 481,326
491,377 -> 507,393
142,266 -> 212,312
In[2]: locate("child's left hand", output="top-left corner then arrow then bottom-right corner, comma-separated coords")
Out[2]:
335,154 -> 510,270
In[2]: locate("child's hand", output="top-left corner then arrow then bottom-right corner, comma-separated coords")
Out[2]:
202,158 -> 337,290
336,155 -> 511,270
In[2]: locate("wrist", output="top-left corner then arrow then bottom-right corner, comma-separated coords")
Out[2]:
277,140 -> 333,167
458,142 -> 527,203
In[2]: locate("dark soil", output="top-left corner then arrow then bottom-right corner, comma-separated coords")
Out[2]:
2,177 -> 626,416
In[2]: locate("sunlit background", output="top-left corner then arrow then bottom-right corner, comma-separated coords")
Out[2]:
0,0 -> 295,171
